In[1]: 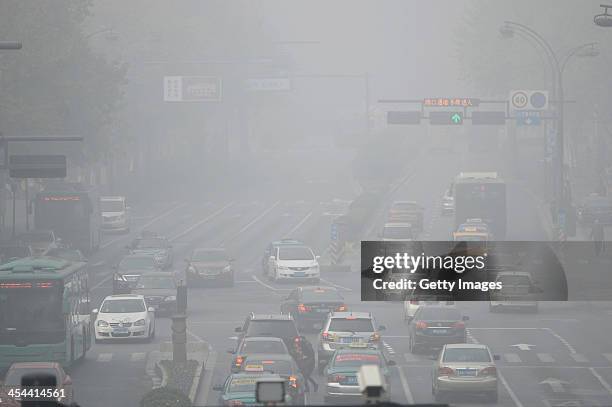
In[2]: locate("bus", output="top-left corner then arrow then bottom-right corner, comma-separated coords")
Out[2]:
34,183 -> 101,253
0,257 -> 92,369
453,172 -> 507,239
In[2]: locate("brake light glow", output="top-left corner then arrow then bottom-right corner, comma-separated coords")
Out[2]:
321,332 -> 330,341
0,282 -> 32,289
234,356 -> 243,367
228,400 -> 244,406
369,332 -> 380,342
336,304 -> 347,312
453,321 -> 465,329
345,316 -> 357,320
328,374 -> 346,383
36,282 -> 55,288
438,367 -> 454,376
410,300 -> 419,305
415,321 -> 428,329
480,366 -> 497,376
289,375 -> 298,388
297,304 -> 311,313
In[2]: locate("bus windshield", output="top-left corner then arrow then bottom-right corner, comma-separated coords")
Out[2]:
0,283 -> 64,344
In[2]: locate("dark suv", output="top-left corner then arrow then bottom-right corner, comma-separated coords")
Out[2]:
235,313 -> 302,354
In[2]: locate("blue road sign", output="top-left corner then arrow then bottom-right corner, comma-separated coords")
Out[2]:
331,223 -> 338,241
516,110 -> 541,126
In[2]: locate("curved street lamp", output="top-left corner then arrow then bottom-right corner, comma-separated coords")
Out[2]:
594,4 -> 612,27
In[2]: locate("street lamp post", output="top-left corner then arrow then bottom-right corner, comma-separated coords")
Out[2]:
594,4 -> 612,27
500,21 -> 598,233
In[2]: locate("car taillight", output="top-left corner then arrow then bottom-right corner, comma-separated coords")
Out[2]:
370,332 -> 380,342
480,366 -> 497,376
438,367 -> 454,376
336,304 -> 347,312
321,331 -> 330,341
234,356 -> 243,368
410,300 -> 419,305
228,400 -> 244,406
289,375 -> 298,388
453,321 -> 465,329
297,304 -> 311,313
328,374 -> 346,383
415,321 -> 428,329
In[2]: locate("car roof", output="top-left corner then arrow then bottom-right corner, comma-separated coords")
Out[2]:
9,362 -> 61,369
250,314 -> 293,321
271,239 -> 303,246
384,222 -> 413,227
101,196 -> 125,201
330,311 -> 372,319
104,294 -> 144,300
138,271 -> 175,278
334,347 -> 381,355
444,343 -> 489,350
193,247 -> 225,252
123,254 -> 155,259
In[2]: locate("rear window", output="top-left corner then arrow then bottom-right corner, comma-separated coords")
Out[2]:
333,353 -> 381,367
417,308 -> 461,321
242,340 -> 287,354
278,246 -> 314,261
328,318 -> 374,332
243,359 -> 292,375
5,368 -> 59,386
246,321 -> 298,338
301,289 -> 343,302
443,348 -> 491,363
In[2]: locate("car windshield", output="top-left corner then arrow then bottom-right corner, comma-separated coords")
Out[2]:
4,368 -> 59,386
243,359 -> 291,375
328,318 -> 374,332
241,340 -> 287,354
101,200 -> 124,212
136,276 -> 175,289
443,348 -> 492,363
333,353 -> 382,367
417,308 -> 462,321
228,376 -> 258,393
134,238 -> 165,249
120,256 -> 156,270
278,246 -> 314,261
497,275 -> 532,285
301,288 -> 343,302
247,321 -> 297,338
192,249 -> 227,262
100,299 -> 146,313
383,226 -> 413,239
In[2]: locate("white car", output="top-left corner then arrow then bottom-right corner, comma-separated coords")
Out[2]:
101,196 -> 130,233
267,245 -> 320,283
380,222 -> 414,241
93,295 -> 155,342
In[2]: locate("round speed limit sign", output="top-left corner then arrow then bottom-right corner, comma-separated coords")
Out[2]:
511,91 -> 529,110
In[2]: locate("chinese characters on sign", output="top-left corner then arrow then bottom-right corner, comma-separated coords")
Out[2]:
423,98 -> 480,107
163,76 -> 222,102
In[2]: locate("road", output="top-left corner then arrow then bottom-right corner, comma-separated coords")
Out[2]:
67,143 -> 612,407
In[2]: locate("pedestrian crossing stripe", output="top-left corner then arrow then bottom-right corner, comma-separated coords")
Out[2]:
95,352 -> 147,362
131,352 -> 146,361
537,353 -> 555,363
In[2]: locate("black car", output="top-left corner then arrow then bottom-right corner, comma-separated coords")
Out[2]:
235,313 -> 303,355
185,247 -> 234,287
408,306 -> 468,353
132,272 -> 178,316
280,286 -> 347,331
113,254 -> 161,294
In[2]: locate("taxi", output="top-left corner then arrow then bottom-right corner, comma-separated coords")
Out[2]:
213,373 -> 292,406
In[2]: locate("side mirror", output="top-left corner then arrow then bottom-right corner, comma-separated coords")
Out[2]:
92,308 -> 99,314
315,255 -> 321,260
148,307 -> 155,313
462,316 -> 470,321
213,384 -> 224,391
63,375 -> 72,386
387,360 -> 397,366
493,354 -> 501,361
378,325 -> 387,331
235,327 -> 243,333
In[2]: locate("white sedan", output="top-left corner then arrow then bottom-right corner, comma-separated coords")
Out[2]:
93,294 -> 155,342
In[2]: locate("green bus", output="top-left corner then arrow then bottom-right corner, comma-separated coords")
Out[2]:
0,257 -> 92,369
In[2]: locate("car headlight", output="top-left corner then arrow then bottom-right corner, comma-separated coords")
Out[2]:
134,319 -> 146,326
223,265 -> 231,273
97,320 -> 108,327
278,266 -> 289,270
164,295 -> 176,302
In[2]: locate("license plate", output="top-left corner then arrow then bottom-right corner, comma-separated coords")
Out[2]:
113,327 -> 128,334
293,272 -> 305,277
456,369 -> 477,377
316,308 -> 329,313
343,377 -> 358,385
431,329 -> 448,335
340,337 -> 359,344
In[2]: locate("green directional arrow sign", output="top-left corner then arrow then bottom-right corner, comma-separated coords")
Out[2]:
451,112 -> 462,124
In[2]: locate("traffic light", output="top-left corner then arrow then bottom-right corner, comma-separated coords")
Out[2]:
471,111 -> 506,125
429,111 -> 463,125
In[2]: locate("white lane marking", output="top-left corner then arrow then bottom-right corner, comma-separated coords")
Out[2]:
466,329 -> 477,344
220,201 -> 280,244
469,329 -> 524,407
187,329 -> 207,344
97,353 -> 113,362
396,365 -> 415,404
504,353 -> 522,363
251,275 -> 289,293
131,352 -> 146,362
235,280 -> 258,284
543,327 -> 578,354
604,353 -> 612,363
382,341 -> 395,355
284,211 -> 312,237
570,353 -> 588,363
197,351 -> 218,406
170,202 -> 235,242
537,353 -> 555,363
90,261 -> 105,267
319,278 -> 353,292
589,367 -> 612,395
100,202 -> 186,249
